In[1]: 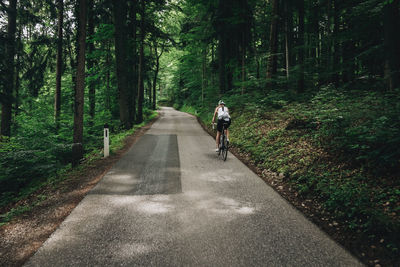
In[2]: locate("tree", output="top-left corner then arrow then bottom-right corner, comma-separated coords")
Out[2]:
283,0 -> 293,80
383,0 -> 400,90
54,0 -> 63,130
127,0 -> 138,123
113,0 -> 131,129
137,0 -> 145,123
297,0 -> 305,93
87,0 -> 95,124
266,0 -> 279,81
152,41 -> 164,110
1,0 -> 17,137
72,0 -> 87,166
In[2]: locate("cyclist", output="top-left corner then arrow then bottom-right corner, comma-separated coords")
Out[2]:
212,100 -> 231,152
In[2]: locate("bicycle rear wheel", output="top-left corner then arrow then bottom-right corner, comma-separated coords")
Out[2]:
222,136 -> 228,161
218,134 -> 223,156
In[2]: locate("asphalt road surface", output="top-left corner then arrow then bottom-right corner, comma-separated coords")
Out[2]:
25,107 -> 363,267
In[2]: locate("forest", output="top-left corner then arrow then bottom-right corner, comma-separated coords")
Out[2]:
1,0 -> 399,265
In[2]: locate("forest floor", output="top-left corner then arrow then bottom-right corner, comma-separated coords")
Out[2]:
0,118 -> 158,267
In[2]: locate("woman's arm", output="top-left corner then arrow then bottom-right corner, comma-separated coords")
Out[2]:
212,107 -> 218,123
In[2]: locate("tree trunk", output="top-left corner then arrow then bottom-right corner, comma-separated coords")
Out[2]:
332,0 -> 339,86
87,0 -> 95,125
284,0 -> 293,80
72,0 -> 87,167
211,42 -> 215,87
128,0 -> 138,123
105,40 -> 111,111
55,0 -> 63,131
341,21 -> 355,84
137,0 -> 145,123
266,0 -> 279,81
241,31 -> 246,95
218,34 -> 227,94
114,0 -> 131,129
383,0 -> 400,90
67,27 -> 76,96
297,0 -> 305,93
152,44 -> 160,110
216,0 -> 232,94
1,0 -> 17,137
202,46 -> 206,103
15,26 -> 22,117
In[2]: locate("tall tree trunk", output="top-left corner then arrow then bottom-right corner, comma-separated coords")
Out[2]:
201,47 -> 208,101
254,37 -> 260,79
87,0 -> 95,125
152,44 -> 160,110
105,40 -> 111,111
128,0 -> 138,123
383,0 -> 400,90
55,0 -> 63,131
15,26 -> 22,117
284,0 -> 293,80
202,46 -> 206,103
216,0 -> 233,94
297,0 -> 305,93
218,35 -> 227,94
67,26 -> 76,93
1,0 -> 17,137
266,0 -> 279,81
241,32 -> 246,95
137,0 -> 145,123
211,42 -> 215,87
341,19 -> 354,83
325,0 -> 332,83
332,0 -> 339,86
114,0 -> 131,129
147,78 -> 152,104
72,0 -> 87,167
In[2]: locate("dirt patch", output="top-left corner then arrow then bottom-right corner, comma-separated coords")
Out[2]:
196,116 -> 397,267
0,117 -> 158,267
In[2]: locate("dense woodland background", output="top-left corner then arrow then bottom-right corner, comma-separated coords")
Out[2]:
0,0 -> 399,264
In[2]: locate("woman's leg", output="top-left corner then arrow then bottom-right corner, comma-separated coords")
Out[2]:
216,131 -> 221,148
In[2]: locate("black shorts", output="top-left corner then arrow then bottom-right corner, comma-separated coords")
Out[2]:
217,118 -> 231,132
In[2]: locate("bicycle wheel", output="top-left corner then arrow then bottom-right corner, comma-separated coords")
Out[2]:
222,136 -> 228,161
218,134 -> 223,156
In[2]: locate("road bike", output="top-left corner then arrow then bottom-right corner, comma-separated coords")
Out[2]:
213,122 -> 229,161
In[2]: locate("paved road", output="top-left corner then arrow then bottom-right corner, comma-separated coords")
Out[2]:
25,107 -> 363,266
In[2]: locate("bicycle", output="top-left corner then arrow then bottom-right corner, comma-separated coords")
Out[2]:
213,122 -> 229,161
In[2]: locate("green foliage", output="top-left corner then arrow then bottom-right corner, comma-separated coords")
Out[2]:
0,101 -> 157,211
305,87 -> 400,173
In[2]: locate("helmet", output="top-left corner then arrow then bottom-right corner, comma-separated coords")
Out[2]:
218,100 -> 225,105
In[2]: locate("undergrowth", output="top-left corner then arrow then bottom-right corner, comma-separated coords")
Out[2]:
0,109 -> 158,222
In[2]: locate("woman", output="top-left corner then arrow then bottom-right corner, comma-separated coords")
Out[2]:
212,100 -> 231,152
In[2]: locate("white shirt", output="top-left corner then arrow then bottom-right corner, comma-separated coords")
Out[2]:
217,106 -> 230,121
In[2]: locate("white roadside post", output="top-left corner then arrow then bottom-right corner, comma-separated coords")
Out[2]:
104,123 -> 109,158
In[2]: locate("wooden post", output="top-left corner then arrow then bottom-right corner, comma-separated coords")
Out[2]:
104,123 -> 109,158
